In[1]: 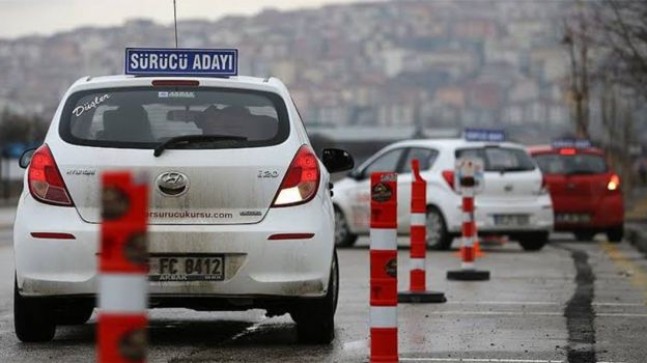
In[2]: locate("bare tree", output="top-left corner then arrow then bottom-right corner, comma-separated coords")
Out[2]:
599,79 -> 636,193
562,0 -> 593,139
594,0 -> 647,99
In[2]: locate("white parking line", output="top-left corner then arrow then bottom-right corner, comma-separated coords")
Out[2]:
596,312 -> 647,318
400,358 -> 564,362
446,301 -> 559,306
445,301 -> 645,308
400,358 -> 626,363
419,311 -> 647,318
593,302 -> 647,307
421,311 -> 563,317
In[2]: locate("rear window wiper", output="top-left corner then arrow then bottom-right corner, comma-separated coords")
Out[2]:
154,134 -> 247,157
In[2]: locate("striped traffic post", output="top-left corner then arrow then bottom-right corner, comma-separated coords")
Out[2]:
447,159 -> 490,281
98,171 -> 149,363
398,159 -> 446,303
370,172 -> 398,363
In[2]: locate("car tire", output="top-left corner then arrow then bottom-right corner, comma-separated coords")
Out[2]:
574,232 -> 595,242
334,206 -> 358,248
518,232 -> 548,251
606,226 -> 624,243
291,250 -> 338,344
14,277 -> 56,342
56,303 -> 94,325
426,206 -> 452,251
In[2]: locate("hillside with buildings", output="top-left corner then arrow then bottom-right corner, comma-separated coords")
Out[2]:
0,0 -> 582,143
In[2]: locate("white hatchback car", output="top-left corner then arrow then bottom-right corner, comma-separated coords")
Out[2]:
13,74 -> 353,343
333,138 -> 553,250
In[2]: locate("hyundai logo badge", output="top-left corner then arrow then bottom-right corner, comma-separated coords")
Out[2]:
156,171 -> 189,197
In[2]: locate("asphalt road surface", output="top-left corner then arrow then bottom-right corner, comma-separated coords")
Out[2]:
1,232 -> 646,363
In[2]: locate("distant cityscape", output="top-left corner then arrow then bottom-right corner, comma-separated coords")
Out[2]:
0,0 -> 636,144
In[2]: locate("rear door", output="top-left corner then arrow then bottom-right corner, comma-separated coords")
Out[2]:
456,146 -> 541,201
54,85 -> 293,225
533,151 -> 609,211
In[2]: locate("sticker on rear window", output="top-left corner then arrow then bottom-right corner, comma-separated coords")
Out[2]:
72,94 -> 111,117
158,91 -> 195,99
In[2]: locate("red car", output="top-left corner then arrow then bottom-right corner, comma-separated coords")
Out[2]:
528,141 -> 624,242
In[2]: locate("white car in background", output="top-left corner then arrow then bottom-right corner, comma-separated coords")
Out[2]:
332,138 -> 553,251
13,71 -> 354,343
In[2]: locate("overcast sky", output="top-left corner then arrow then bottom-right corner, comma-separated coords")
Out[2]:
0,0 -> 377,39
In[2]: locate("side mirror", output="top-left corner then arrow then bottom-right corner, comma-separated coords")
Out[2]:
322,148 -> 354,173
19,148 -> 36,169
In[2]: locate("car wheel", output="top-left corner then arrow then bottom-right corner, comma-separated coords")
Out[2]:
518,232 -> 548,251
574,231 -> 595,242
426,206 -> 452,251
56,303 -> 94,325
291,250 -> 338,344
334,206 -> 358,248
606,226 -> 624,243
14,277 -> 56,342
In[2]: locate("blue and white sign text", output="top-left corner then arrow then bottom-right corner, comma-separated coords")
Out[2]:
125,48 -> 238,76
552,138 -> 591,149
464,128 -> 506,142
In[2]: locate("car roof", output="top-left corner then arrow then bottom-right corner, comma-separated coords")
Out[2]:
527,144 -> 605,155
386,138 -> 526,151
66,74 -> 287,94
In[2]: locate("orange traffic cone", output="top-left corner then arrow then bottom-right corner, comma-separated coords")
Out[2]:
455,238 -> 484,258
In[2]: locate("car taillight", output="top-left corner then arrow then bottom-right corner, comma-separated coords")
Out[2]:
559,148 -> 576,155
442,170 -> 455,190
28,144 -> 73,206
272,145 -> 320,207
607,174 -> 620,191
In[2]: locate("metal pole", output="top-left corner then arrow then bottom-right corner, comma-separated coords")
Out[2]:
173,0 -> 178,48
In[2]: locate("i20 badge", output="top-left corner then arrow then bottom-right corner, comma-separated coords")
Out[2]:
156,171 -> 189,197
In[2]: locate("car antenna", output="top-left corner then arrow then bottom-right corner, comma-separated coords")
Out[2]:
173,0 -> 179,48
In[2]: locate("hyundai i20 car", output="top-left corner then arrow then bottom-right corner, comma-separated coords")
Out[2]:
333,137 -> 553,251
529,142 -> 624,242
13,74 -> 353,343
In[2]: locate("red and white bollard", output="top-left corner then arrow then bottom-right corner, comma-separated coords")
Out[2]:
98,171 -> 149,363
369,172 -> 398,363
398,159 -> 446,303
447,160 -> 490,281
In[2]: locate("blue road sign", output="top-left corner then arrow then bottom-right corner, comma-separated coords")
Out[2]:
125,48 -> 238,77
551,138 -> 591,149
464,128 -> 506,142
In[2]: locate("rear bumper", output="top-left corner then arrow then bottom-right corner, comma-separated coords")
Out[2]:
445,195 -> 554,234
552,194 -> 624,231
14,194 -> 334,300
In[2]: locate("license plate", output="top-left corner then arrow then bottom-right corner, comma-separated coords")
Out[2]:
555,213 -> 591,223
149,255 -> 224,282
493,214 -> 529,226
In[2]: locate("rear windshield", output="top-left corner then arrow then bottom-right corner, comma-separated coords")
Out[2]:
59,87 -> 289,149
533,153 -> 608,175
456,147 -> 536,172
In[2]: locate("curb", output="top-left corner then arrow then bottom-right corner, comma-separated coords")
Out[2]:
625,224 -> 647,255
